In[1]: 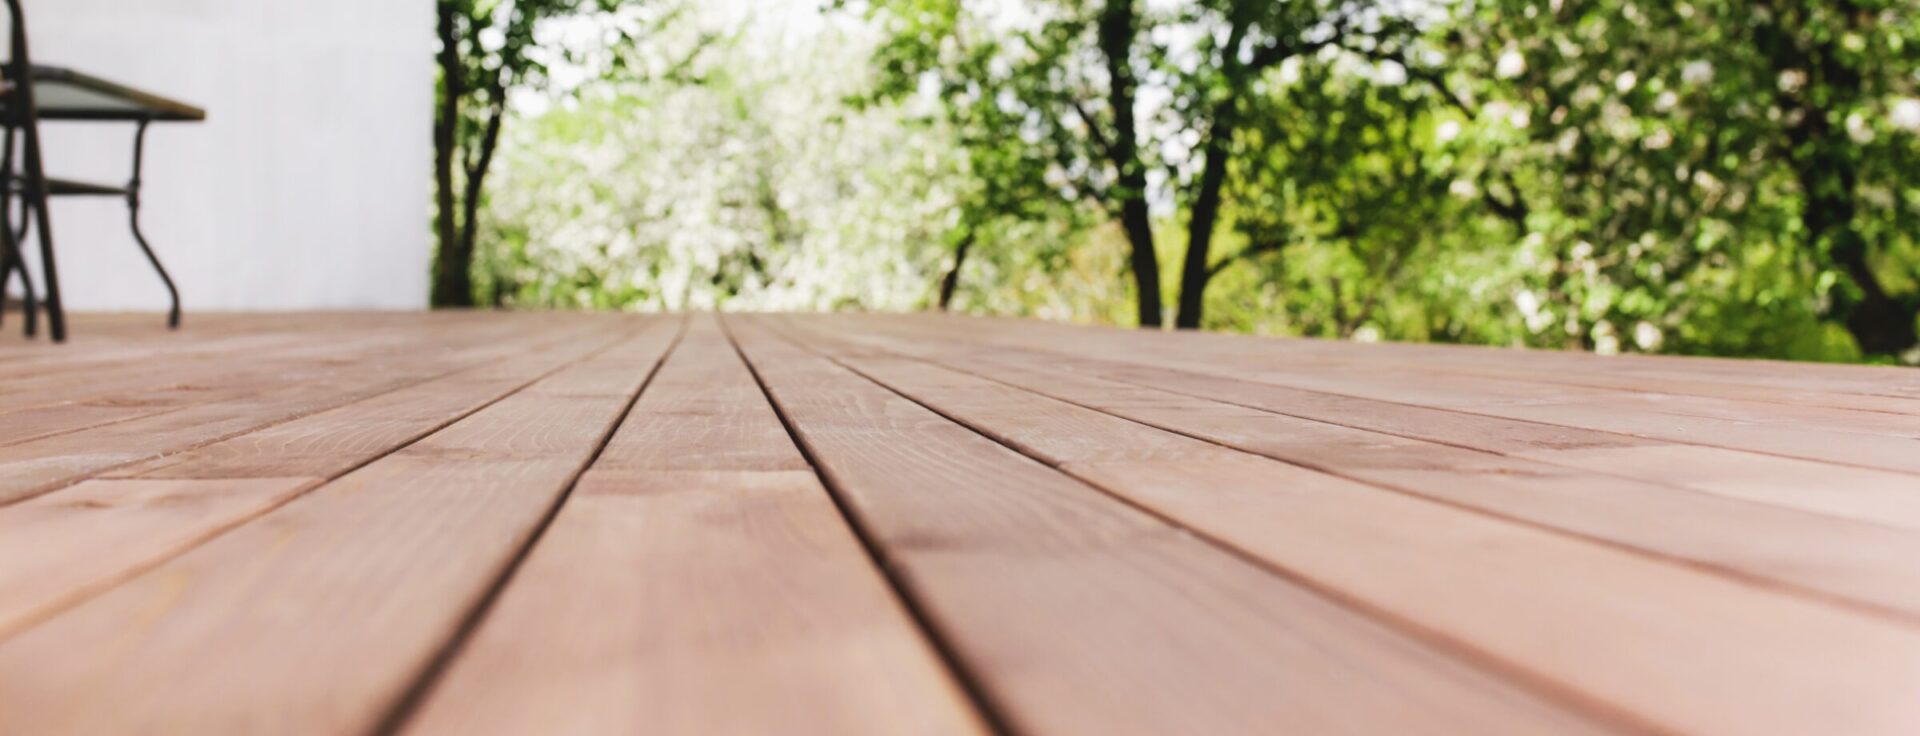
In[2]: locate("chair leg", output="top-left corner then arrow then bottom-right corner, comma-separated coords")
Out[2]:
0,212 -> 12,331
0,123 -> 28,337
2,210 -> 38,338
28,196 -> 60,342
18,216 -> 36,337
19,137 -> 63,342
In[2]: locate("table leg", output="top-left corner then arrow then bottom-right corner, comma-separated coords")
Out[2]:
127,120 -> 180,329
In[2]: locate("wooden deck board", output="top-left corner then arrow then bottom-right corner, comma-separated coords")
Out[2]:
0,314 -> 611,504
728,315 -> 1606,734
888,314 -> 1920,471
800,316 -> 1920,617
776,317 -> 1920,734
0,311 -> 1916,734
0,317 -> 677,734
404,315 -> 983,736
851,314 -> 1920,524
0,321 -> 633,640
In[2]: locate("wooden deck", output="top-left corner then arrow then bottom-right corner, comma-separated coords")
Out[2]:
2,311 -> 1918,734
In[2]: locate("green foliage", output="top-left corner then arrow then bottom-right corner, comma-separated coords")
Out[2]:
466,0 -> 1920,364
1207,61 -> 1461,340
1421,0 -> 1920,360
475,7 -> 970,311
432,0 -> 656,307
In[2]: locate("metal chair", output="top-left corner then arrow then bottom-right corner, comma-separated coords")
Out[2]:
0,0 -> 194,342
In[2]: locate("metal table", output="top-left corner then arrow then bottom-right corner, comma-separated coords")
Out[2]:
1,64 -> 205,340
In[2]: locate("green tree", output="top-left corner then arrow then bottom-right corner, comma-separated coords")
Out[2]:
1438,0 -> 1920,359
864,0 -> 1417,328
1211,61 -> 1463,340
465,0 -> 1920,365
474,6 -> 965,312
433,0 -> 647,307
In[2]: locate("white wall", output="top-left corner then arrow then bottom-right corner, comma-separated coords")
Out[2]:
8,0 -> 433,312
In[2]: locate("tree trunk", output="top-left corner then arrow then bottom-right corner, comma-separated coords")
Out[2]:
430,1 -> 473,308
1099,0 -> 1163,328
1175,127 -> 1232,329
1766,0 -> 1918,356
451,97 -> 506,307
1116,199 -> 1162,327
937,228 -> 975,311
1829,232 -> 1915,356
1803,166 -> 1917,355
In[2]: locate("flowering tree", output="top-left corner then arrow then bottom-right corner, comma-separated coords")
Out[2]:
433,0 -> 649,307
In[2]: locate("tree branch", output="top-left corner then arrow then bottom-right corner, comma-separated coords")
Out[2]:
1207,234 -> 1290,278
1068,97 -> 1122,168
458,86 -> 507,261
1245,7 -> 1360,73
1345,45 -> 1532,227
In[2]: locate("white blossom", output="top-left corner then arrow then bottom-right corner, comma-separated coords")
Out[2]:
1891,98 -> 1920,132
1643,127 -> 1673,150
1681,60 -> 1713,85
1497,48 -> 1527,79
1846,112 -> 1874,144
1633,321 -> 1664,352
1777,69 -> 1807,94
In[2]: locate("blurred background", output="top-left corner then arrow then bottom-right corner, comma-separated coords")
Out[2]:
15,0 -> 1920,363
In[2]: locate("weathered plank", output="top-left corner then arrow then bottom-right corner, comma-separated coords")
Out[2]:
115,319 -> 626,480
0,312 -> 508,412
1278,329 -> 1920,410
852,314 -> 1920,525
728,315 -> 1606,736
2,310 -> 1915,735
927,315 -> 1920,471
0,320 -> 631,640
779,319 -> 1920,735
0,478 -> 320,636
0,315 -> 606,504
931,312 -> 1920,408
0,317 -> 680,735
808,316 -> 1920,615
0,315 -> 592,449
405,315 -> 984,736
0,332 -> 424,446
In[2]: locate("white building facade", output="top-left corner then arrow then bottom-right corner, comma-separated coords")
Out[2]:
11,0 -> 433,312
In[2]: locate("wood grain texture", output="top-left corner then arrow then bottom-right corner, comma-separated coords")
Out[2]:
729,315 -> 1606,736
915,314 -> 1920,471
927,311 -> 1920,408
0,477 -> 320,637
0,329 -> 460,444
115,319 -> 624,480
0,312 -> 510,416
406,315 -> 983,736
851,313 -> 1920,527
798,316 -> 1920,621
777,321 -> 1920,735
0,317 -> 680,735
2,311 -> 1916,735
0,315 -> 600,504
0,320 -> 632,641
